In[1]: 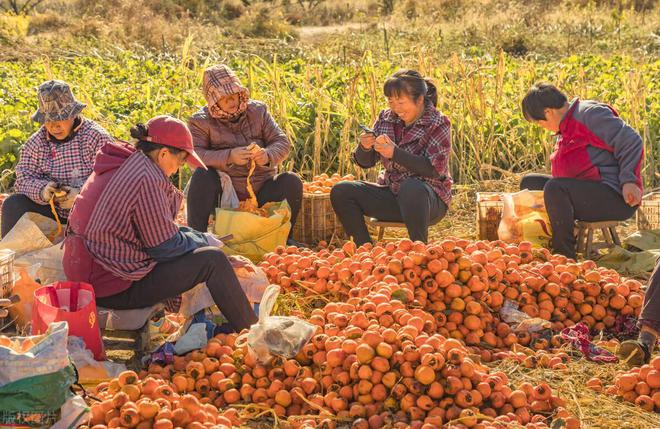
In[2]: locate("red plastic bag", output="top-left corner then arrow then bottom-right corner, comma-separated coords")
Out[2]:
31,282 -> 105,360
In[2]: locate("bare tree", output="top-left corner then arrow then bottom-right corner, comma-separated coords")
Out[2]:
0,0 -> 46,15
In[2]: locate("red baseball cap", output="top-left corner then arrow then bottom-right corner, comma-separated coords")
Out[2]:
145,115 -> 207,170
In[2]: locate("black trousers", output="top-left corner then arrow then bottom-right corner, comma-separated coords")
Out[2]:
520,174 -> 637,259
1,193 -> 65,237
187,168 -> 303,239
640,258 -> 660,333
96,248 -> 258,332
330,178 -> 447,246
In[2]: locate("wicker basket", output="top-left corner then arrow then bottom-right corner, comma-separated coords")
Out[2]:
0,249 -> 14,326
476,192 -> 504,241
293,192 -> 345,245
0,249 -> 14,299
637,192 -> 660,231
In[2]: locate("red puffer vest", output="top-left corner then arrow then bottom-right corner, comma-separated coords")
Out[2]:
63,141 -> 134,297
551,101 -> 614,180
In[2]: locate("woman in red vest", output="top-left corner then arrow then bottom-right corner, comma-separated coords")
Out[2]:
63,116 -> 257,332
520,83 -> 644,259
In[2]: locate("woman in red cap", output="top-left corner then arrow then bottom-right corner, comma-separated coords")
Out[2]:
63,115 -> 257,331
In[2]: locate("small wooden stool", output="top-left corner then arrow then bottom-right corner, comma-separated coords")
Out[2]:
575,220 -> 622,258
365,217 -> 442,242
365,218 -> 406,242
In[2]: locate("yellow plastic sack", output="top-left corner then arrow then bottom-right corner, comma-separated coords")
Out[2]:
498,190 -> 552,248
215,200 -> 291,262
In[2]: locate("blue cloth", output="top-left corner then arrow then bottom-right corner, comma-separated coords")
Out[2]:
145,226 -> 209,262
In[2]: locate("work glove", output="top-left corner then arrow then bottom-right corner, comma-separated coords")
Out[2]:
40,182 -> 59,202
204,232 -> 225,248
58,186 -> 80,210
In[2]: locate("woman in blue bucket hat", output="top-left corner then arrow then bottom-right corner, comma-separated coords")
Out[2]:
1,80 -> 114,237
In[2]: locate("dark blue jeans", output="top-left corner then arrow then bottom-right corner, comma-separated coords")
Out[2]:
330,178 -> 447,245
520,174 -> 637,259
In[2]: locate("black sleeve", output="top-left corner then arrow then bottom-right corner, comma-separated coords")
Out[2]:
392,147 -> 441,178
352,144 -> 378,168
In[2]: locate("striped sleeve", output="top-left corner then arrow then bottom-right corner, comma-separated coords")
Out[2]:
14,132 -> 51,204
133,179 -> 180,248
425,117 -> 451,176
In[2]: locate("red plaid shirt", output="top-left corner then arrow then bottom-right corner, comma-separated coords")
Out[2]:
14,118 -> 113,218
84,151 -> 183,281
369,103 -> 453,205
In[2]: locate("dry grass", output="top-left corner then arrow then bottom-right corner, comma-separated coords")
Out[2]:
492,357 -> 660,429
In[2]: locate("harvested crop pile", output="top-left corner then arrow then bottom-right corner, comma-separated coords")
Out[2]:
82,238 -> 656,428
594,357 -> 660,412
259,239 -> 643,356
303,173 -> 355,194
83,369 -> 241,428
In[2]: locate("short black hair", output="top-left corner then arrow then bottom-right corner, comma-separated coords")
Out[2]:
521,83 -> 568,122
384,69 -> 438,107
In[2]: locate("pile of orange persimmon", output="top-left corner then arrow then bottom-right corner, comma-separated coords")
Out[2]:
302,173 -> 355,194
81,237 -> 653,429
259,238 -> 643,358
81,369 -> 241,429
587,356 -> 660,412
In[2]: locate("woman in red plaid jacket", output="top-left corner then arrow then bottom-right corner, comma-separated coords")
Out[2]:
331,69 -> 452,245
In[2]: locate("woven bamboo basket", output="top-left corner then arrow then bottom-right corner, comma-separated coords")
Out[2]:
293,192 -> 345,245
0,249 -> 15,326
476,192 -> 504,241
637,192 -> 660,231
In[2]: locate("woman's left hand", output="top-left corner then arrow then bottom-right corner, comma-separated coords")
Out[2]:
374,135 -> 395,159
622,183 -> 643,206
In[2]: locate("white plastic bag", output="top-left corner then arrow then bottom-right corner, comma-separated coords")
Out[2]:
231,255 -> 269,303
498,190 -> 552,248
247,285 -> 316,362
51,395 -> 89,429
67,336 -> 126,384
179,258 -> 268,318
500,300 -> 551,333
180,283 -> 214,319
218,170 -> 239,209
173,323 -> 208,355
15,244 -> 65,285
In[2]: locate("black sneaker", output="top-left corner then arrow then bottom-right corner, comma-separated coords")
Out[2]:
617,340 -> 651,366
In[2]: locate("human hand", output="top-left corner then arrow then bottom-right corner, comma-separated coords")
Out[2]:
204,232 -> 225,248
359,133 -> 376,150
228,147 -> 252,166
252,146 -> 269,166
41,181 -> 59,202
57,186 -> 80,209
374,134 -> 395,159
622,183 -> 642,207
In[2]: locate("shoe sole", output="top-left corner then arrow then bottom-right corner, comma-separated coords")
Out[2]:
617,341 -> 647,367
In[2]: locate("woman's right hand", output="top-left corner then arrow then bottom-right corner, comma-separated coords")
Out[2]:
228,147 -> 252,166
359,133 -> 376,150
